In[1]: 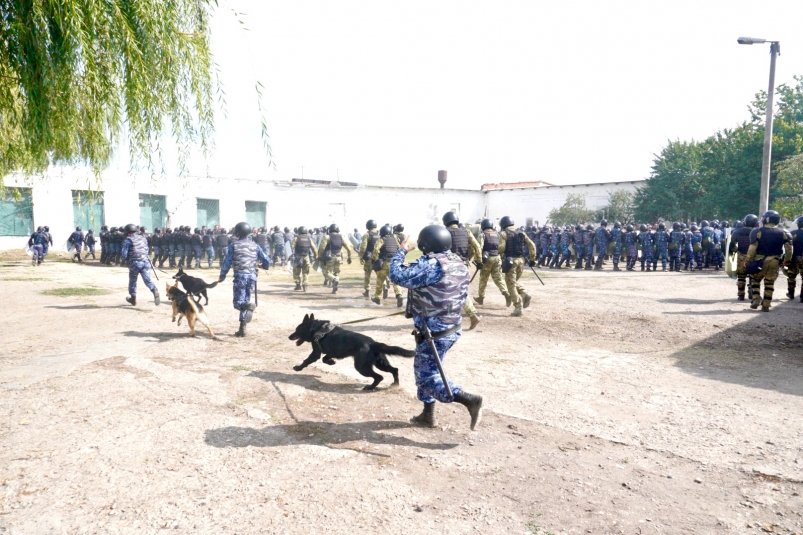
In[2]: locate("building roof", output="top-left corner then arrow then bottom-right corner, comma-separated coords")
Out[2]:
480,181 -> 554,191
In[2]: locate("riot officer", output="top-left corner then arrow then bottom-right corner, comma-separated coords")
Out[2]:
317,223 -> 352,293
475,218 -> 511,306
787,216 -> 803,302
745,210 -> 792,311
498,216 -> 536,317
291,227 -> 317,292
121,224 -> 160,306
442,211 -> 482,330
729,215 -> 756,301
219,222 -> 271,336
371,224 -> 404,307
359,219 -> 380,298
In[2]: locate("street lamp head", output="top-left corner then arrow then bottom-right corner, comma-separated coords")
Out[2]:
737,37 -> 767,45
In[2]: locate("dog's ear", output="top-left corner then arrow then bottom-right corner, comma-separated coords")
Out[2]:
303,313 -> 309,323
310,313 -> 315,321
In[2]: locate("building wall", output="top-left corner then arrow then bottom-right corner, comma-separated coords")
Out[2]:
483,180 -> 645,227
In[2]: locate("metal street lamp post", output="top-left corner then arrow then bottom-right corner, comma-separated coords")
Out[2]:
737,37 -> 780,214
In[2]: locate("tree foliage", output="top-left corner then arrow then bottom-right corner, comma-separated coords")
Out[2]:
774,153 -> 803,218
598,190 -> 634,224
634,75 -> 803,222
0,0 -> 216,179
548,193 -> 596,226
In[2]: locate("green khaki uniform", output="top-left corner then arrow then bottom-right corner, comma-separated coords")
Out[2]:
317,234 -> 353,286
359,230 -> 379,294
445,223 -> 481,321
746,224 -> 792,311
499,228 -> 537,315
477,229 -> 510,302
291,235 -> 318,290
371,235 -> 402,302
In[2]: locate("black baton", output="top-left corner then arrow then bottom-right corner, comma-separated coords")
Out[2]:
421,323 -> 453,400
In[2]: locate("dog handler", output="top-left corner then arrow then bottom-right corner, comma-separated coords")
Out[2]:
389,224 -> 484,430
121,224 -> 161,306
219,222 -> 270,337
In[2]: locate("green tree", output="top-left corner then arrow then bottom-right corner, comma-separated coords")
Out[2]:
597,190 -> 634,224
0,0 -> 217,179
548,193 -> 595,226
773,153 -> 803,219
634,140 -> 704,222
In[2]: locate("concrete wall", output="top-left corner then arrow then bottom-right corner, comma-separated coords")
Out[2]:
483,180 -> 645,227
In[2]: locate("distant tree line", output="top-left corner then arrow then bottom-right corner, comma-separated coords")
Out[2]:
632,75 -> 803,222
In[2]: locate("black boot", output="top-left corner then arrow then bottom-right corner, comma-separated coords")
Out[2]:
332,280 -> 338,294
235,320 -> 246,337
294,282 -> 302,291
454,391 -> 483,430
242,302 -> 255,323
125,295 -> 136,306
410,402 -> 435,427
152,289 -> 160,306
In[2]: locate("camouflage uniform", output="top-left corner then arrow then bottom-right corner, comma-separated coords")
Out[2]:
786,224 -> 803,302
729,223 -> 753,300
654,226 -> 670,271
291,232 -> 318,291
446,223 -> 482,328
624,227 -> 638,270
593,224 -> 610,270
477,227 -> 510,305
371,232 -> 403,306
746,220 -> 792,311
317,230 -> 352,293
610,223 -> 623,271
499,226 -> 537,316
359,229 -> 380,297
638,227 -> 653,271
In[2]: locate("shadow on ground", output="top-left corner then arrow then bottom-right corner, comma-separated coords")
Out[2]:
45,304 -> 150,313
204,420 -> 458,452
247,370 -> 388,394
673,299 -> 803,396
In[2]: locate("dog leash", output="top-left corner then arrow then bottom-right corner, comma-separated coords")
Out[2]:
338,310 -> 406,325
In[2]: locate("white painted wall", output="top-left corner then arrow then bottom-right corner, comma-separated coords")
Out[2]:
483,181 -> 645,227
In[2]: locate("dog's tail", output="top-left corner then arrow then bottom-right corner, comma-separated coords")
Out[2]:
372,343 -> 415,357
205,281 -> 219,289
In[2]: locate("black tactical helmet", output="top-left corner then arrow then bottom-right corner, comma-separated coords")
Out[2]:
233,222 -> 251,238
499,216 -> 514,229
379,224 -> 393,237
586,224 -> 593,231
575,224 -> 582,231
672,222 -> 680,230
701,220 -> 709,227
658,222 -> 666,230
124,223 -> 138,234
795,215 -> 803,228
480,218 -> 493,230
154,227 -> 160,233
328,223 -> 339,234
393,223 -> 404,233
366,219 -> 377,230
87,229 -> 93,233
165,228 -> 172,233
43,225 -> 50,231
600,219 -> 608,227
297,226 -> 308,235
417,225 -> 451,254
194,227 -> 200,233
734,221 -> 744,229
626,224 -> 634,232
614,221 -> 621,228
743,214 -> 759,228
762,210 -> 781,225
442,211 -> 459,226
101,225 -> 108,231
76,226 -> 81,231
690,224 -> 698,231
639,224 -> 647,232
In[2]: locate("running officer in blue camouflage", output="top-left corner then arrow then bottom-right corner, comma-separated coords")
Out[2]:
291,226 -> 317,292
359,220 -> 380,298
499,216 -> 537,317
84,229 -> 96,260
476,218 -> 511,307
786,215 -> 803,302
27,226 -> 48,266
746,210 -> 792,312
219,221 -> 270,336
442,211 -> 482,330
371,224 -> 404,307
68,226 -> 84,262
317,223 -> 352,294
389,224 -> 483,430
121,224 -> 160,306
729,214 -> 756,301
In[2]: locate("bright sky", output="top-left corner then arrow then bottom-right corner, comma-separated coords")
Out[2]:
194,0 -> 803,190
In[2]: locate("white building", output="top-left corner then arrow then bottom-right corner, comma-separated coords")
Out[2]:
0,168 -> 644,250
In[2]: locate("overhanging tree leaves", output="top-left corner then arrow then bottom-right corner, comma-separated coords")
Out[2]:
0,0 -> 216,179
774,153 -> 803,218
547,193 -> 596,226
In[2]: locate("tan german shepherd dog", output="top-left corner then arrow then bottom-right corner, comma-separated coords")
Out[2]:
166,282 -> 215,338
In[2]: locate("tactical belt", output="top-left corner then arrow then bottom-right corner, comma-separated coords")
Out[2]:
412,324 -> 460,345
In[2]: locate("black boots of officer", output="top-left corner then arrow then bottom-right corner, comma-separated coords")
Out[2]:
331,280 -> 338,294
235,321 -> 246,337
126,295 -> 136,305
454,391 -> 484,430
410,402 -> 436,427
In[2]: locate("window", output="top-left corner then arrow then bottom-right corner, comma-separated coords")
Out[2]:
245,201 -> 266,229
196,198 -> 220,228
139,194 -> 167,231
0,187 -> 34,236
72,190 -> 105,230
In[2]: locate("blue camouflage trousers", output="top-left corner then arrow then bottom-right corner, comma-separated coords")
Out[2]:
414,333 -> 463,404
232,273 -> 256,321
128,260 -> 157,295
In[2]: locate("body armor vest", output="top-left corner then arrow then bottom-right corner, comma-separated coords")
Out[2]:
272,231 -> 285,246
482,230 -> 500,257
127,233 -> 150,262
731,227 -> 752,254
362,231 -> 378,261
792,229 -> 803,258
232,239 -> 259,273
409,252 -> 469,326
504,229 -> 526,257
294,235 -> 312,257
328,233 -> 343,255
379,235 -> 399,259
448,226 -> 470,260
254,233 -> 268,249
752,226 -> 786,257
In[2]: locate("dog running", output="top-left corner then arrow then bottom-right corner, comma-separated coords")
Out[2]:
172,267 -> 218,305
165,282 -> 216,338
289,313 -> 415,390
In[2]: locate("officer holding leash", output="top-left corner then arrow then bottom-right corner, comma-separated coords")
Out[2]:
389,224 -> 484,430
219,222 -> 271,337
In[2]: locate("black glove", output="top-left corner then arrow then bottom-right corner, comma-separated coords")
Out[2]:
347,258 -> 352,264
528,259 -> 536,268
473,260 -> 483,270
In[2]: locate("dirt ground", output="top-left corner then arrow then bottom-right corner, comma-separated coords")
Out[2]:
1,251 -> 802,535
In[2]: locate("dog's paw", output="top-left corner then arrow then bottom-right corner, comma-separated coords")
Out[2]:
362,385 -> 377,391
293,365 -> 304,372
171,318 -> 176,323
322,358 -> 335,365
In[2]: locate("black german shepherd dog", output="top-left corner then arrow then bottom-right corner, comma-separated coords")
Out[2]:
289,313 -> 415,390
173,267 -> 218,305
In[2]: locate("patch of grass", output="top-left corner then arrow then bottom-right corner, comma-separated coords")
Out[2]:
2,277 -> 49,281
230,365 -> 252,372
41,287 -> 111,297
525,522 -> 555,535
